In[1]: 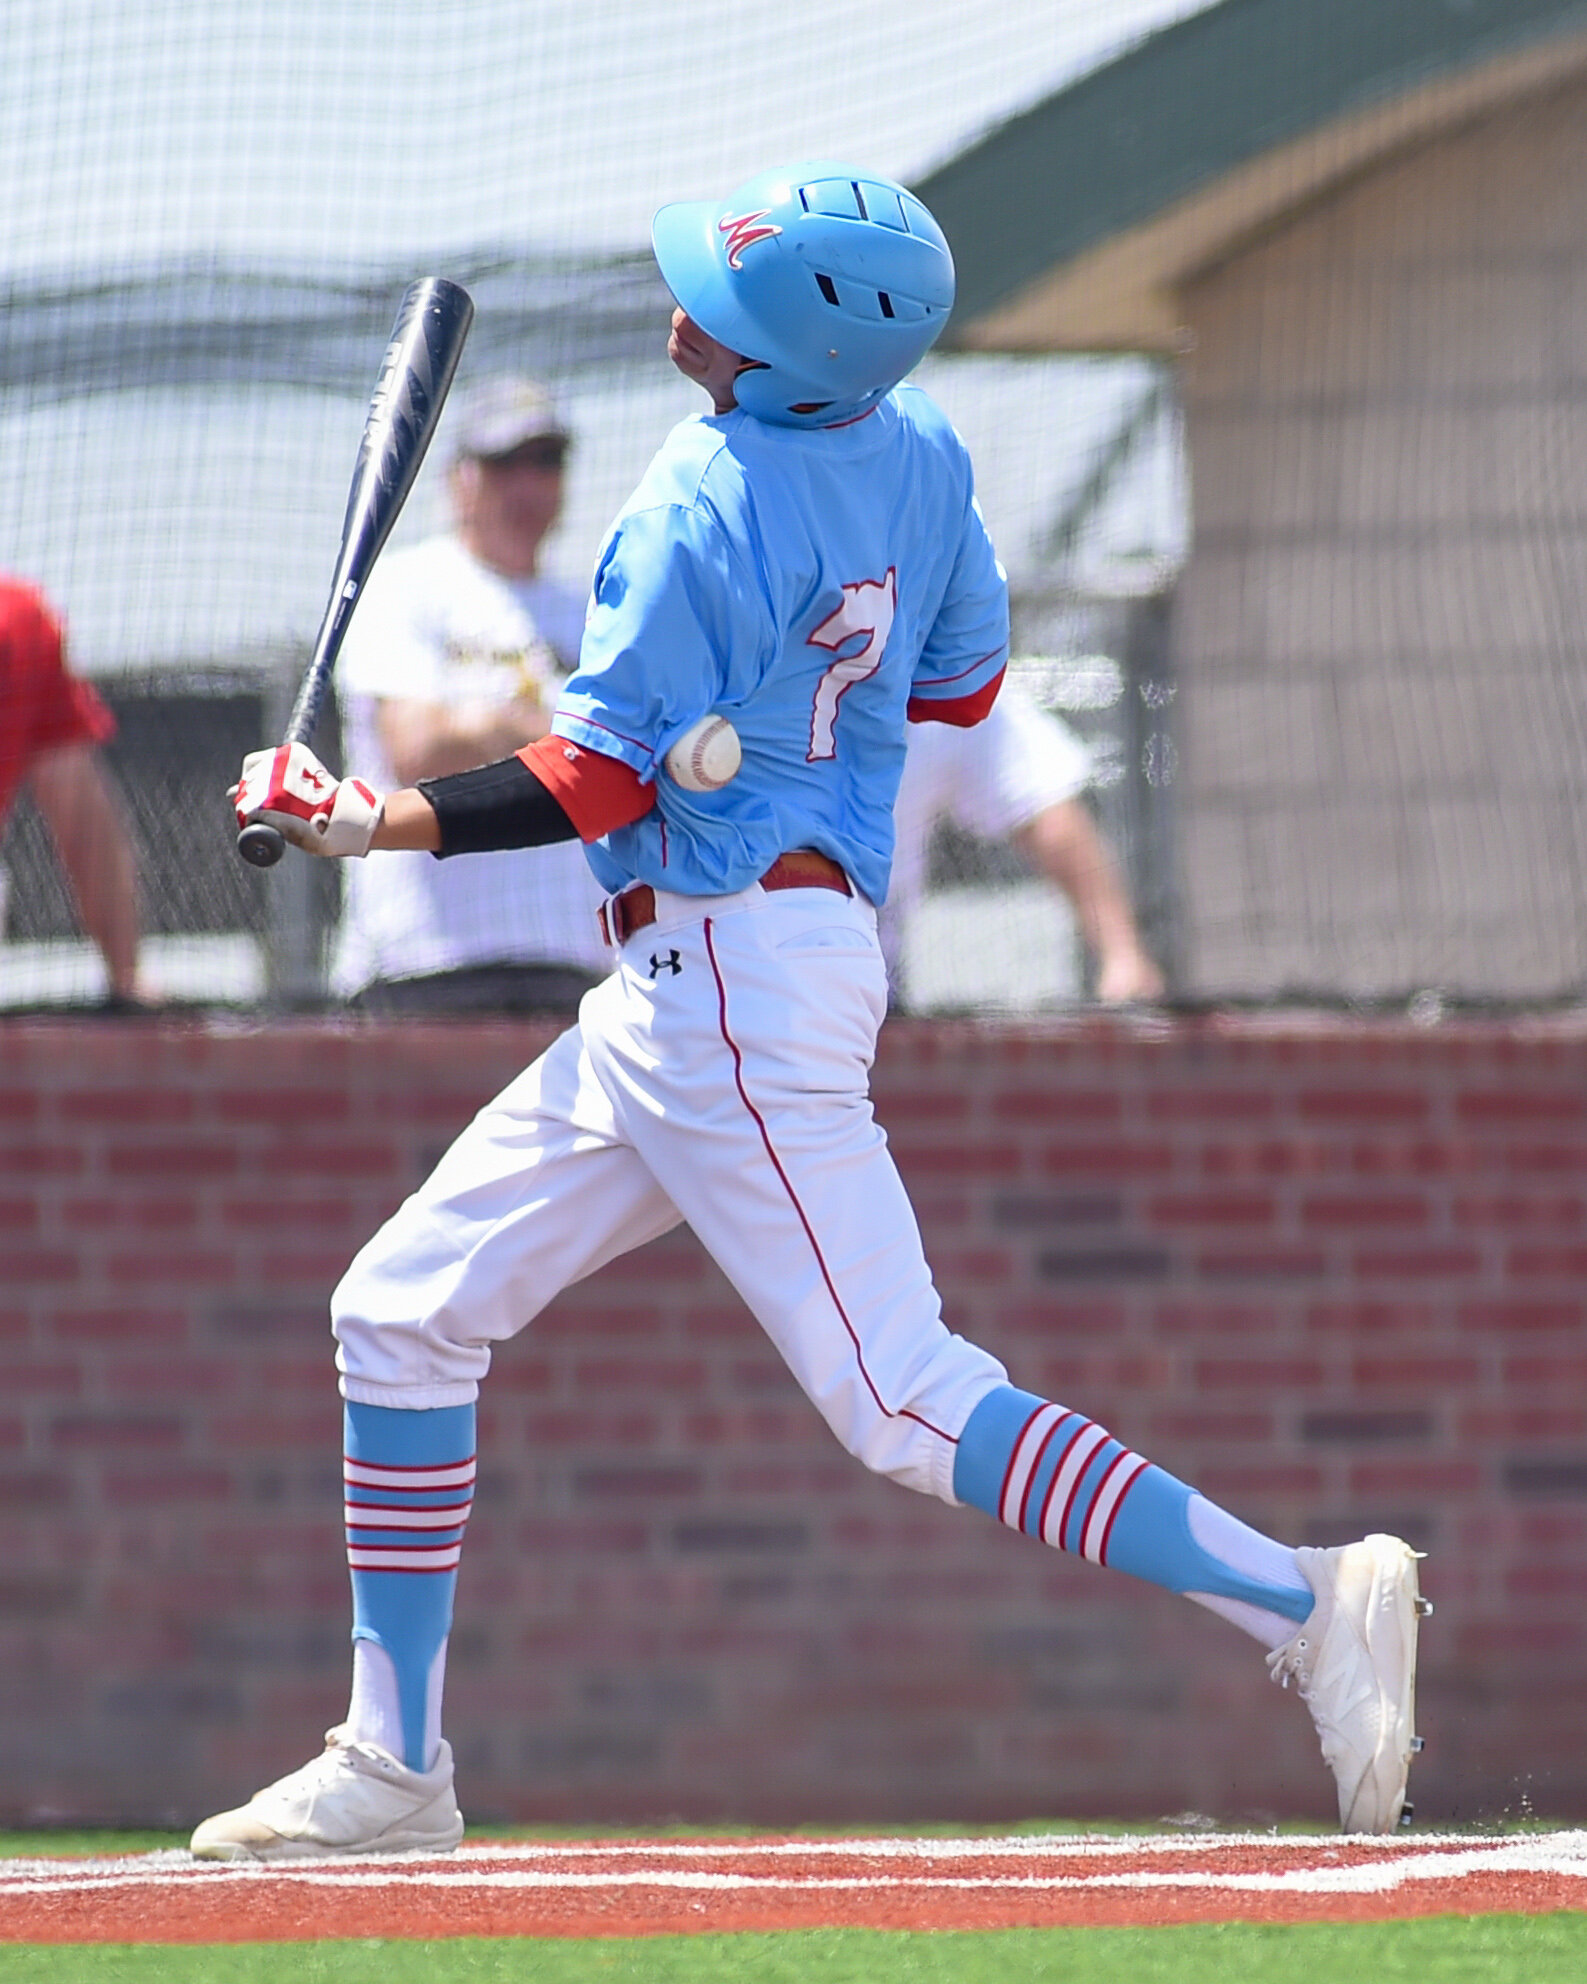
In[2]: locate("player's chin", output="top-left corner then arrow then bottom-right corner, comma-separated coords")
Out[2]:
667,324 -> 710,379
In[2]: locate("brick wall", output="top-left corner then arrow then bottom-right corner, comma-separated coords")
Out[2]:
4,1012 -> 1585,1828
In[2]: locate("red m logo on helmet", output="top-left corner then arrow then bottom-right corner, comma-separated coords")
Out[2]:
718,210 -> 782,269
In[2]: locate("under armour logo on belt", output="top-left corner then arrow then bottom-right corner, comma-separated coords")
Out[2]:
648,949 -> 683,978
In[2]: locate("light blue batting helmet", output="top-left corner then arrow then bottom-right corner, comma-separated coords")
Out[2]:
651,161 -> 956,429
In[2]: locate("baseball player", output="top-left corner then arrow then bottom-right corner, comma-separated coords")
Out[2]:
204,160 -> 1426,1859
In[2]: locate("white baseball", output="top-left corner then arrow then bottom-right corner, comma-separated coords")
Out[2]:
665,714 -> 742,793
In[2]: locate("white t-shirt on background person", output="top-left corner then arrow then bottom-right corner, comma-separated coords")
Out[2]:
331,534 -> 608,996
884,679 -> 1093,977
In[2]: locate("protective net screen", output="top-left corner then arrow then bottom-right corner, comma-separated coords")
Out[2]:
2,0 -> 1579,1013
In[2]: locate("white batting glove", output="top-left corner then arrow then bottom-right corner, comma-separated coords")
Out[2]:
232,743 -> 385,858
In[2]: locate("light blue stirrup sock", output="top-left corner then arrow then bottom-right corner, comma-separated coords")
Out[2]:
954,1386 -> 1313,1629
343,1400 -> 475,1770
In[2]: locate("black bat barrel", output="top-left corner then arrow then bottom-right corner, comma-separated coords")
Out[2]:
236,277 -> 474,869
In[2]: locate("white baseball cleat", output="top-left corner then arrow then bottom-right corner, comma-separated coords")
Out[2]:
1267,1533 -> 1430,1834
189,1725 -> 463,1861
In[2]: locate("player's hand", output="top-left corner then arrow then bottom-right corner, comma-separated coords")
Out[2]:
1095,948 -> 1166,1005
232,743 -> 385,858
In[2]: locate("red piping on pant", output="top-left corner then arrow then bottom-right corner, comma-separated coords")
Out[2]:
703,917 -> 953,1446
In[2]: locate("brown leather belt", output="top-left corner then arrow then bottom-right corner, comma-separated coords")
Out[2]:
599,850 -> 851,947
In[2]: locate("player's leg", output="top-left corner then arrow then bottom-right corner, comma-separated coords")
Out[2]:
587,888 -> 1007,1501
950,1387 -> 1427,1831
191,1011 -> 682,1860
591,889 -> 1426,1833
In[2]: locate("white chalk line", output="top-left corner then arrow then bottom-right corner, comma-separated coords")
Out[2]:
3,1833 -> 1584,1901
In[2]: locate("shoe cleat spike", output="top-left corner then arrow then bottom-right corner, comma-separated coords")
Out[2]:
1414,1596 -> 1433,1617
1398,1802 -> 1415,1827
1410,1735 -> 1425,1753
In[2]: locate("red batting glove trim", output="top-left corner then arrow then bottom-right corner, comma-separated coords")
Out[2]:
906,665 -> 1005,730
518,735 -> 656,842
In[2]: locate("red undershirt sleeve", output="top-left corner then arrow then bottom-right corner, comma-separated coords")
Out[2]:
517,735 -> 656,843
907,664 -> 1005,730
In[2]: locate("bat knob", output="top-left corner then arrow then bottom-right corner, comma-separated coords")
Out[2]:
237,823 -> 287,868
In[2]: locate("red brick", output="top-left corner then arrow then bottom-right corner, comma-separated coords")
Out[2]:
1352,1245 -> 1484,1279
904,1142 -> 1023,1177
1457,1091 -> 1587,1127
2,1249 -> 78,1282
1195,1245 -> 1328,1280
1462,1300 -> 1585,1333
1196,1463 -> 1326,1497
1506,1246 -> 1587,1279
211,1088 -> 351,1127
1460,1407 -> 1587,1440
3,1360 -> 84,1396
1144,1089 -> 1277,1124
57,1089 -> 196,1127
99,1465 -> 235,1505
1146,1192 -> 1277,1227
218,1196 -> 357,1232
58,1194 -> 200,1234
103,1141 -> 239,1181
1351,1355 -> 1481,1387
1153,1299 -> 1284,1336
1501,1141 -> 1587,1175
49,1413 -> 186,1451
1305,1300 -> 1438,1334
1199,1139 -> 1340,1179
103,1357 -> 236,1400
0,1142 -> 84,1178
1301,1193 -> 1429,1230
1039,1140 -> 1174,1178
1503,1354 -> 1587,1385
572,1360 -> 706,1396
101,1250 -> 238,1287
1349,1460 -> 1484,1496
49,1308 -> 188,1343
1145,1409 -> 1276,1442
252,1140 -> 402,1180
1298,1089 -> 1429,1126
1505,1565 -> 1587,1597
1452,1193 -> 1587,1232
989,1091 -> 1122,1126
994,1298 -> 1129,1335
1194,1358 -> 1327,1389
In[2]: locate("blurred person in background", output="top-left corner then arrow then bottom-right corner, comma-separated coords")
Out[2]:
331,375 -> 607,1015
0,573 -> 149,1008
888,677 -> 1164,1007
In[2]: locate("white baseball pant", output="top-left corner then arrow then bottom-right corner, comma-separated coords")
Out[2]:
333,880 -> 1008,1502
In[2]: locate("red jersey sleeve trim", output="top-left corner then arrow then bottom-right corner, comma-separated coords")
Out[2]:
517,735 -> 655,843
907,664 -> 1005,730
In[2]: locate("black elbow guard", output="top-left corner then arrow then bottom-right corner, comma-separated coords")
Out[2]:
417,755 -> 579,857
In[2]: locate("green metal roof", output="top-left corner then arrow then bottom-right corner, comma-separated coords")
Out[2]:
918,0 -> 1587,348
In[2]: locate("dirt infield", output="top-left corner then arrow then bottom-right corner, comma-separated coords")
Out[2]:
4,1831 -> 1585,1943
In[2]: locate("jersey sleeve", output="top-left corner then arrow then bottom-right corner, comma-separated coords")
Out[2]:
907,490 -> 1009,723
551,503 -> 763,778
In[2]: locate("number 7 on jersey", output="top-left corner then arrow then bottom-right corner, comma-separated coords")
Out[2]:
806,569 -> 897,761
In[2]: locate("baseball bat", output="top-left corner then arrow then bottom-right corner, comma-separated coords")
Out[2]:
237,276 -> 475,867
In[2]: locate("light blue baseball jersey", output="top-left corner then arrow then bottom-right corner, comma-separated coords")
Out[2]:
551,383 -> 1008,906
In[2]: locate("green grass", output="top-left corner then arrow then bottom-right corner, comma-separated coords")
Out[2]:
1,1918 -> 1585,1983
